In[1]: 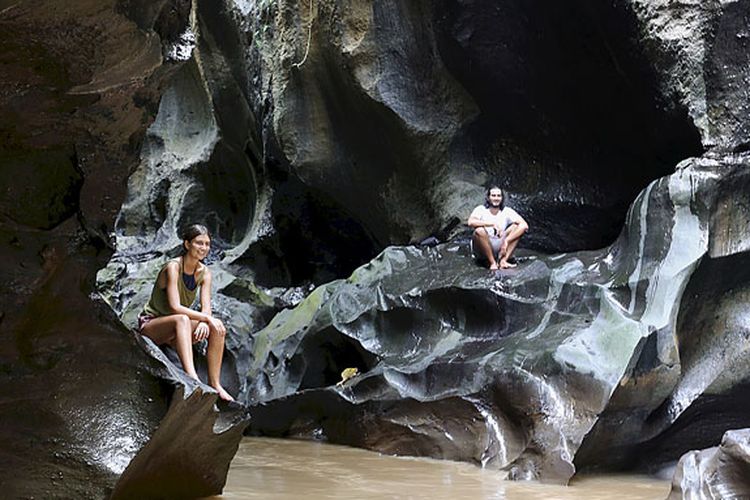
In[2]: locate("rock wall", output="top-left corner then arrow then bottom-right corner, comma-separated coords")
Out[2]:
4,0 -> 750,496
248,0 -> 708,252
0,1 -> 246,497
236,0 -> 750,486
245,154 -> 750,483
668,429 -> 750,499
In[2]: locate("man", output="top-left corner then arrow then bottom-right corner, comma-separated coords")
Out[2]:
468,186 -> 528,270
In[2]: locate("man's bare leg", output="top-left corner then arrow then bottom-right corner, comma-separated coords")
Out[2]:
472,228 -> 498,270
499,225 -> 527,269
206,327 -> 234,401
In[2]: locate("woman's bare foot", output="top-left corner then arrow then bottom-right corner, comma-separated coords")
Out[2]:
213,385 -> 235,402
499,259 -> 517,269
489,262 -> 499,270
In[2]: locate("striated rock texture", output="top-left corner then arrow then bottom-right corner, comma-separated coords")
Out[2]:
668,429 -> 750,500
0,0 -> 245,498
245,155 -> 750,483
111,385 -> 247,500
5,0 -> 750,496
96,0 -> 750,488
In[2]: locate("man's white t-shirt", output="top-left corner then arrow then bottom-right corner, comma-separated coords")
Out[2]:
469,205 -> 522,237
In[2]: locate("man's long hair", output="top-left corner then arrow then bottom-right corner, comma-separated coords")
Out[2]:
484,185 -> 505,209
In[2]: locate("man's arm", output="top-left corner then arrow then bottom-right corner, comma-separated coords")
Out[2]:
468,207 -> 496,229
504,208 -> 529,241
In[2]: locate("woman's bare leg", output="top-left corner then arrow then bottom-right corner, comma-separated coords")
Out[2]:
141,314 -> 199,380
206,328 -> 233,401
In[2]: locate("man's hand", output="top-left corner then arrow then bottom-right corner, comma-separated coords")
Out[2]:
193,322 -> 210,342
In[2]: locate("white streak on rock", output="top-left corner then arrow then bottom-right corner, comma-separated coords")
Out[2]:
628,182 -> 654,315
640,170 -> 707,328
465,397 -> 507,468
527,259 -> 584,339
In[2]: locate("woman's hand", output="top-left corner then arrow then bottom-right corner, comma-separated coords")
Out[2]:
193,322 -> 210,342
207,316 -> 226,337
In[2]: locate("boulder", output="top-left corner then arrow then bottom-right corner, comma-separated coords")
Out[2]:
668,429 -> 750,500
244,156 -> 750,482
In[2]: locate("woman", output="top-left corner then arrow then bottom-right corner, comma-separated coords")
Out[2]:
139,224 -> 234,402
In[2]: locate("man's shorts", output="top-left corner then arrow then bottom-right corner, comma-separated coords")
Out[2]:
470,227 -> 505,260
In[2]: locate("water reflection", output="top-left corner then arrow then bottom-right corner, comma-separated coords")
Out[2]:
214,438 -> 669,500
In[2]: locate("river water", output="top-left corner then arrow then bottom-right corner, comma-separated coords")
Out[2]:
213,438 -> 671,499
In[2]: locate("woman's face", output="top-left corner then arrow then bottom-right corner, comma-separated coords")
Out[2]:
185,233 -> 210,260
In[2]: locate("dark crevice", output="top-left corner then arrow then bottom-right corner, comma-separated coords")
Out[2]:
635,381 -> 750,474
422,288 -> 508,338
270,172 -> 382,286
295,327 -> 379,390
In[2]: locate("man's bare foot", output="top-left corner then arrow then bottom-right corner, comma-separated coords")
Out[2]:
489,262 -> 499,270
213,385 -> 235,402
499,260 -> 517,269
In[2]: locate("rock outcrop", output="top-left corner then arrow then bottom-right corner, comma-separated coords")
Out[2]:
244,155 -> 750,482
668,429 -> 750,500
0,1 -> 246,497
5,0 -> 750,496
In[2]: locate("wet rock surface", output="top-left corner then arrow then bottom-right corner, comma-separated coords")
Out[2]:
0,1 -> 246,498
244,155 -> 750,482
668,429 -> 750,500
111,386 -> 248,500
241,0 -> 722,252
4,0 -> 750,497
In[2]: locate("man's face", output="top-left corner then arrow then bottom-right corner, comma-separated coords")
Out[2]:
488,188 -> 503,207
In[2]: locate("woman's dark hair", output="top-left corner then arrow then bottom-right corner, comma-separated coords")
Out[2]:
180,224 -> 210,254
484,185 -> 505,209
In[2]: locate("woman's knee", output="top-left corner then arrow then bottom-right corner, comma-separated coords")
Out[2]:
473,227 -> 487,239
208,328 -> 226,348
175,314 -> 191,332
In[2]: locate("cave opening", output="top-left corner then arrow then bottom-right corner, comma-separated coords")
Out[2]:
269,172 -> 383,287
295,327 -> 379,390
436,0 -> 704,252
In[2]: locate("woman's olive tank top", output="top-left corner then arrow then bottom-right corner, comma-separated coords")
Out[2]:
142,257 -> 205,317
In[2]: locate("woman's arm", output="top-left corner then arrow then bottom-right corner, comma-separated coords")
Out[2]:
200,266 -> 212,317
197,267 -> 226,336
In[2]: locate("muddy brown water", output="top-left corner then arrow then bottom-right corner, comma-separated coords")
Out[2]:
212,438 -> 671,499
